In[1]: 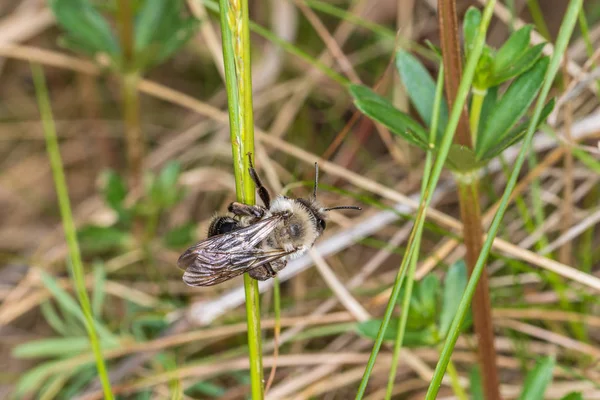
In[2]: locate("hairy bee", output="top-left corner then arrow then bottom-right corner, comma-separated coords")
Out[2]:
177,155 -> 361,286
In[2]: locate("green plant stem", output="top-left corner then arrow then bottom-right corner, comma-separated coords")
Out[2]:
121,73 -> 144,191
526,0 -> 552,40
445,353 -> 468,400
218,0 -> 263,398
425,0 -> 583,397
31,64 -> 114,400
469,88 -> 486,146
355,2 -> 496,397
384,65 -> 444,400
577,9 -> 600,95
116,0 -> 144,190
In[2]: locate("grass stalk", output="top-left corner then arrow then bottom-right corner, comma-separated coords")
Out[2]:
354,2 -> 496,397
217,0 -> 263,397
116,0 -> 144,190
31,64 -> 114,400
384,65 -> 444,400
425,0 -> 584,397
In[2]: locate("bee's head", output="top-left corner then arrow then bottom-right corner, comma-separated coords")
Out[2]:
296,162 -> 361,235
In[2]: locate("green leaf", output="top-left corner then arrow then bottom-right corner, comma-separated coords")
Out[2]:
163,223 -> 196,249
418,274 -> 440,321
13,337 -> 92,359
478,98 -> 555,161
572,147 -> 600,174
40,301 -> 69,336
560,392 -> 584,400
477,86 -> 498,136
356,319 -> 438,347
14,361 -> 56,398
518,356 -> 555,400
147,161 -> 184,208
39,270 -> 118,345
439,260 -> 468,337
78,225 -> 132,253
91,262 -> 106,317
134,0 -> 199,70
349,84 -> 430,150
469,366 -> 484,400
49,0 -> 119,57
134,0 -> 171,52
396,50 -> 449,143
476,57 -> 549,159
463,7 -> 482,60
490,43 -> 545,86
494,25 -> 533,74
101,170 -> 127,211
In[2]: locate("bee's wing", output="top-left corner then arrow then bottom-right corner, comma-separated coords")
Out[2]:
178,214 -> 292,286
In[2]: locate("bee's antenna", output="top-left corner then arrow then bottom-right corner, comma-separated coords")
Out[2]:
323,205 -> 362,211
313,162 -> 319,199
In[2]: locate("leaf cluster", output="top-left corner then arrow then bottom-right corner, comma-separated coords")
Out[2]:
350,6 -> 555,172
77,162 -> 194,254
356,261 -> 472,347
48,0 -> 199,73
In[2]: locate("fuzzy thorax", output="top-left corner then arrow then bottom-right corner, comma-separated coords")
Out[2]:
267,195 -> 323,258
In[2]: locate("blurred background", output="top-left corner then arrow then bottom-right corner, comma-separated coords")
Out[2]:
1,0 -> 600,398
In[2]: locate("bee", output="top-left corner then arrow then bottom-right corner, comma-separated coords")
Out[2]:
178,154 -> 361,286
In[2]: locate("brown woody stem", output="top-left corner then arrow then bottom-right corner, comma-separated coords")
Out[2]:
438,0 -> 501,398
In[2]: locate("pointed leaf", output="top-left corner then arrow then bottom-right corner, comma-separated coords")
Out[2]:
494,25 -> 533,73
101,170 -> 127,211
439,260 -> 468,337
163,223 -> 196,248
463,7 -> 482,60
477,86 -> 498,137
92,262 -> 106,317
78,225 -> 131,253
349,84 -> 430,150
396,50 -> 449,142
356,319 -> 438,347
13,337 -> 92,358
476,57 -> 549,159
478,98 -> 554,160
491,43 -> 545,85
469,366 -> 485,400
560,393 -> 584,400
49,0 -> 119,57
518,356 -> 555,400
418,274 -> 440,321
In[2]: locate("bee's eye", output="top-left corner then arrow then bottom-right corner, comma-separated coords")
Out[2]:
318,219 -> 326,230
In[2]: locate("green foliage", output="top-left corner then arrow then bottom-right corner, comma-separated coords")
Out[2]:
48,0 -> 119,58
518,357 -> 555,400
469,366 -> 484,400
48,0 -> 199,72
349,84 -> 430,150
464,8 -> 546,89
560,393 -> 584,400
78,161 -> 190,257
396,50 -> 449,143
476,57 -> 550,160
349,8 -> 553,171
356,261 -> 471,346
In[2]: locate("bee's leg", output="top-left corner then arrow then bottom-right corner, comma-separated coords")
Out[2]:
228,202 -> 266,218
248,265 -> 275,281
208,216 -> 239,237
248,153 -> 271,208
